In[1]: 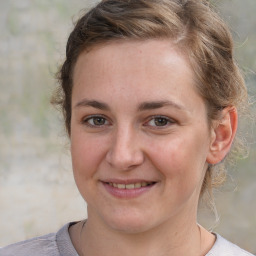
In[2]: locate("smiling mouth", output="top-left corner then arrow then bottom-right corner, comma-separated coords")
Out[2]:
102,181 -> 157,198
106,182 -> 156,189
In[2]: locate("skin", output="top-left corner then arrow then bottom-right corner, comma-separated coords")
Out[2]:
69,39 -> 237,256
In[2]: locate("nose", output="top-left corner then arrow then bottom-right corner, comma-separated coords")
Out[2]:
106,127 -> 144,171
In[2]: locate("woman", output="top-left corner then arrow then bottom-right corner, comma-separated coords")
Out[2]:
1,0 -> 254,255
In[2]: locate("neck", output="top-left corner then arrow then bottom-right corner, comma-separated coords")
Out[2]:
79,209 -> 204,256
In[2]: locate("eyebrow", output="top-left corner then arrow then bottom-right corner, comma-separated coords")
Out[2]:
138,100 -> 187,112
74,99 -> 187,112
75,99 -> 110,110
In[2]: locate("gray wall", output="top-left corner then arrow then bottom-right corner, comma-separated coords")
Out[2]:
0,0 -> 255,253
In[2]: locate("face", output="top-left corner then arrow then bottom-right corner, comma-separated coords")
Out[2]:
71,39 -> 213,234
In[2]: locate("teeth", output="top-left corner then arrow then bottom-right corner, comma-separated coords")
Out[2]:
135,183 -> 141,188
125,184 -> 135,189
109,182 -> 153,189
117,184 -> 125,189
141,182 -> 147,187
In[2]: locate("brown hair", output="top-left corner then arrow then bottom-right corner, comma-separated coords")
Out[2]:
53,0 -> 248,200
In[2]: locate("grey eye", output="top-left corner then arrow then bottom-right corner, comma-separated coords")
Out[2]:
84,116 -> 109,126
153,117 -> 169,126
90,117 -> 106,125
147,117 -> 170,127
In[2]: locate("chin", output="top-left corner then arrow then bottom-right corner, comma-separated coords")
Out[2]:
104,211 -> 154,234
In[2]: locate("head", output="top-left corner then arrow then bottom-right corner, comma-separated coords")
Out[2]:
53,0 -> 248,204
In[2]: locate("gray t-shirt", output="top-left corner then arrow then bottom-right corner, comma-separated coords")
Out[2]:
0,222 -> 254,256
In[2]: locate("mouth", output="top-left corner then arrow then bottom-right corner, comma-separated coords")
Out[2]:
106,181 -> 156,189
101,180 -> 157,199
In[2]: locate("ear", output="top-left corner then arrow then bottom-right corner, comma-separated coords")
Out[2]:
206,107 -> 238,165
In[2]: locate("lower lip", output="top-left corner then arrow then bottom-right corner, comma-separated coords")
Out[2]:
102,182 -> 156,199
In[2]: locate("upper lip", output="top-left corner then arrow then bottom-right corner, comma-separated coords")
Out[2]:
101,179 -> 157,184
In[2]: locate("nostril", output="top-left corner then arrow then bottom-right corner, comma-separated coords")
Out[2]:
106,148 -> 144,171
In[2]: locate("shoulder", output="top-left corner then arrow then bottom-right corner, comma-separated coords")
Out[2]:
206,234 -> 255,256
0,232 -> 58,256
0,222 -> 78,256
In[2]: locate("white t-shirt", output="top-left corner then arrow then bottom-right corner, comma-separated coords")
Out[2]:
1,222 -> 254,256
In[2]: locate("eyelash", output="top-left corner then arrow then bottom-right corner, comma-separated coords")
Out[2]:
144,115 -> 175,128
82,115 -> 110,128
82,115 -> 175,129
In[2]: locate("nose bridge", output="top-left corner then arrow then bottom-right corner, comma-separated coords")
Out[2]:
106,123 -> 144,170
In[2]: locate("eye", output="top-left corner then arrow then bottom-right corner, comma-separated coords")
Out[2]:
145,116 -> 175,128
82,115 -> 110,127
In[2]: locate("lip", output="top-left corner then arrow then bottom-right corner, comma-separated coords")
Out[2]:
100,179 -> 157,199
102,178 -> 157,185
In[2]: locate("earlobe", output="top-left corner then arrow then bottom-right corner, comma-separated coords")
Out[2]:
207,107 -> 238,165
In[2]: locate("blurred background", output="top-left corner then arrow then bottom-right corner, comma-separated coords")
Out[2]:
0,0 -> 255,253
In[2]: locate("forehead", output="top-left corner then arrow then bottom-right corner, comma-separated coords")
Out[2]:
72,39 -> 203,113
73,39 -> 193,86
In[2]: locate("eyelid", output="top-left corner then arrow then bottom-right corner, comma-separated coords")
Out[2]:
143,115 -> 176,128
82,114 -> 111,127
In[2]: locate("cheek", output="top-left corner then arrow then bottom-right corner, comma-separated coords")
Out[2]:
71,132 -> 108,181
70,133 -> 110,203
147,133 -> 209,185
148,135 -> 209,210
